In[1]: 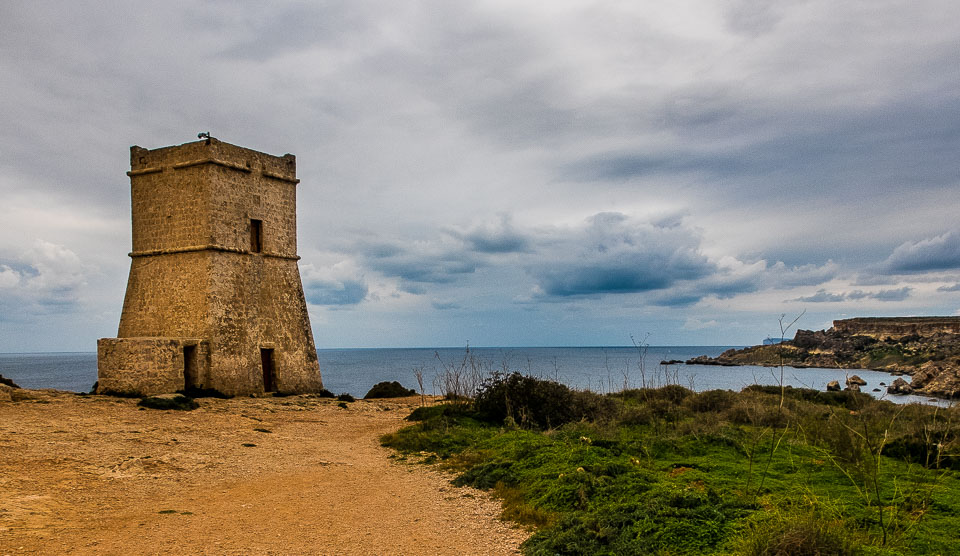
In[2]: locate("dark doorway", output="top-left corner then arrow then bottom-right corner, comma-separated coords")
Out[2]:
260,348 -> 276,392
250,219 -> 263,253
183,345 -> 197,390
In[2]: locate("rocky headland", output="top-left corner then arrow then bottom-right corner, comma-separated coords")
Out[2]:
686,317 -> 960,399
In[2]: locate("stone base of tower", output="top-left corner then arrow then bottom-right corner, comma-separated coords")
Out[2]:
97,335 -> 324,397
97,337 -> 207,396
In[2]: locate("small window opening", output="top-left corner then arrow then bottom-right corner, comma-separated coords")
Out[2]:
261,348 -> 276,392
250,219 -> 263,253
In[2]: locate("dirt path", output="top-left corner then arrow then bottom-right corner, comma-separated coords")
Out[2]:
0,390 -> 528,555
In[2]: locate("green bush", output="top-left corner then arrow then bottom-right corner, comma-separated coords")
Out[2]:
364,381 -> 416,399
406,403 -> 471,421
336,393 -> 356,402
620,384 -> 694,405
473,372 -> 614,429
739,513 -> 859,556
685,389 -> 737,413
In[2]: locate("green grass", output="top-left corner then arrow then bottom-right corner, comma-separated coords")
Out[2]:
382,381 -> 960,555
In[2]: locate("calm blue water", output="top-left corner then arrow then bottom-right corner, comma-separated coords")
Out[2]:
0,347 -> 947,406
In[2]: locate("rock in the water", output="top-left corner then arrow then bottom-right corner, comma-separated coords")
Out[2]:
826,380 -> 841,392
872,388 -> 881,392
887,377 -> 913,395
845,383 -> 861,392
846,375 -> 867,386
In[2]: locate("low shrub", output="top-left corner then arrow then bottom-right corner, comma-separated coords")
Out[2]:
685,389 -> 737,413
137,395 -> 198,411
316,388 -> 335,398
741,384 -> 876,410
739,513 -> 859,556
406,403 -> 471,421
620,384 -> 694,405
337,393 -> 356,402
473,372 -> 614,429
364,381 -> 416,399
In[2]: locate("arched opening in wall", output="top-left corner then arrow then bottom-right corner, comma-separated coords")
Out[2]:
260,348 -> 276,392
183,345 -> 198,390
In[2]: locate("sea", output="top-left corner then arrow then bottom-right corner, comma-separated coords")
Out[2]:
0,346 -> 949,406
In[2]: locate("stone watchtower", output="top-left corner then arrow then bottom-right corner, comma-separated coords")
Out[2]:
97,137 -> 323,396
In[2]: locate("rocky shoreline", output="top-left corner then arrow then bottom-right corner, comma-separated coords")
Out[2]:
686,323 -> 960,399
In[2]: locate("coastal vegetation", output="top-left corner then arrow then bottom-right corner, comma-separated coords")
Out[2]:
382,373 -> 960,555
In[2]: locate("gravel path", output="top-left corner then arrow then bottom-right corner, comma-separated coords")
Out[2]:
0,390 -> 528,555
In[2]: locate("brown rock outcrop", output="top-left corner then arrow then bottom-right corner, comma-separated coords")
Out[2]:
688,316 -> 960,399
887,378 -> 913,395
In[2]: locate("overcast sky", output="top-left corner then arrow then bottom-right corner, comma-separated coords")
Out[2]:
2,1 -> 959,351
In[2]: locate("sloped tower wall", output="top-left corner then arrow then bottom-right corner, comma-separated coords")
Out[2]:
97,138 -> 322,396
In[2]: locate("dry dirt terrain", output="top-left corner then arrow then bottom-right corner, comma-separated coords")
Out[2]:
0,389 -> 528,555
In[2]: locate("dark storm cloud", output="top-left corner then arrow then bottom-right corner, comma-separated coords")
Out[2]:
882,231 -> 960,273
527,212 -> 714,297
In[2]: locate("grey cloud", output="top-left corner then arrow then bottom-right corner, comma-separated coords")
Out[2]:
791,287 -> 912,303
867,287 -> 913,302
763,262 -> 838,289
527,212 -> 714,297
566,95 -> 960,198
431,300 -> 460,310
354,238 -> 482,293
214,3 -> 369,61
882,231 -> 960,273
451,216 -> 531,254
370,255 -> 478,285
793,290 -> 847,303
305,278 -> 368,306
937,283 -> 960,292
0,241 -> 88,320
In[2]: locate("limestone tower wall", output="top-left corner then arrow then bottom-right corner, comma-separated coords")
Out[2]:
98,137 -> 323,396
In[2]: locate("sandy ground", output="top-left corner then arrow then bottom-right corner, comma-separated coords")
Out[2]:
0,389 -> 528,555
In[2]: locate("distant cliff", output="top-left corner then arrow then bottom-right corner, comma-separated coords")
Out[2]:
687,317 -> 960,399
